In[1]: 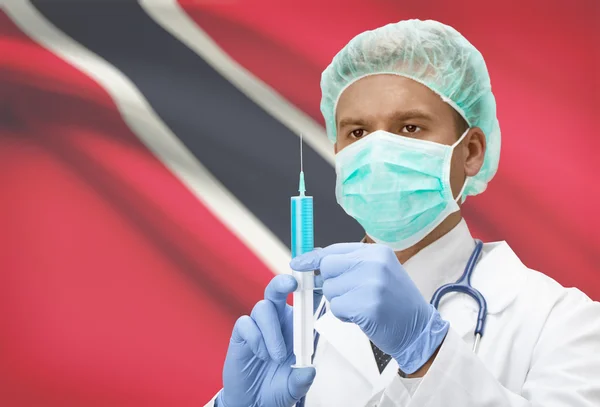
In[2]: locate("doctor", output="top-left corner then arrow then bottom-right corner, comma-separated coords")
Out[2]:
207,20 -> 600,407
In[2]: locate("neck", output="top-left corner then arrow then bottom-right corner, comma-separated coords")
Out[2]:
365,212 -> 463,264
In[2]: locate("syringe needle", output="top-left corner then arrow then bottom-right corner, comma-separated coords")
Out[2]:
298,134 -> 306,196
300,133 -> 304,173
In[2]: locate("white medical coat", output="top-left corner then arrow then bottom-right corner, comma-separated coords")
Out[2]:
205,221 -> 600,406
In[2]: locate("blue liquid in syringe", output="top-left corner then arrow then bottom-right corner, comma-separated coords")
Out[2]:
291,172 -> 313,258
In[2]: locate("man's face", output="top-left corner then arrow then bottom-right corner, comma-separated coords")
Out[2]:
335,74 -> 481,199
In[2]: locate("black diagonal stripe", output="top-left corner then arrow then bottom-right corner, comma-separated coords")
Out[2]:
32,1 -> 361,248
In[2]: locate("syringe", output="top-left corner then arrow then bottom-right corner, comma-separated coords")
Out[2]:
290,134 -> 315,368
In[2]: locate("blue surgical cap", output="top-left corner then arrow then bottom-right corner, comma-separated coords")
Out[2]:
320,19 -> 500,197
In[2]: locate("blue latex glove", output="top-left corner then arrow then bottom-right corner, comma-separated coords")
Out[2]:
217,274 -> 316,407
290,243 -> 449,374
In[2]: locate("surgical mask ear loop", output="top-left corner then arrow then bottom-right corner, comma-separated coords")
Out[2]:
451,128 -> 471,203
451,127 -> 471,149
454,177 -> 469,203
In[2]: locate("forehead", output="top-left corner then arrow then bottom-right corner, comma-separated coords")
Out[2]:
335,74 -> 453,125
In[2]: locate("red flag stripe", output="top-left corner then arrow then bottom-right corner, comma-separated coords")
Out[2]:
1,9 -> 269,405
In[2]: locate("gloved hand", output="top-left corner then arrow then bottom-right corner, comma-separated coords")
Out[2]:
217,274 -> 316,407
290,243 -> 449,374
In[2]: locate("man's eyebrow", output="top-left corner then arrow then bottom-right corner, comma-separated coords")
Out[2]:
390,109 -> 435,122
337,110 -> 435,128
337,117 -> 369,128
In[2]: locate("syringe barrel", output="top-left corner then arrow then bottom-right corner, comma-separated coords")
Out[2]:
291,196 -> 314,258
290,195 -> 314,368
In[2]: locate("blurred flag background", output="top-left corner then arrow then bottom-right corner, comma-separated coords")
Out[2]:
1,0 -> 598,405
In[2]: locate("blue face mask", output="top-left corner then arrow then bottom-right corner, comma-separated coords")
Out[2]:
335,129 -> 469,251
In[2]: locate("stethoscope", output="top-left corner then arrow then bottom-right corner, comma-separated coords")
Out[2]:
296,239 -> 487,407
430,239 -> 487,353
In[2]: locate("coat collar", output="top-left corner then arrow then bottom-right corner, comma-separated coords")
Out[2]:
314,221 -> 527,391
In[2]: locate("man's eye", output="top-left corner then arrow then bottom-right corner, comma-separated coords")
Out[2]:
351,129 -> 368,139
402,125 -> 421,133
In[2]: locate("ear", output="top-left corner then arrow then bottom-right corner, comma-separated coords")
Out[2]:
463,127 -> 486,177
